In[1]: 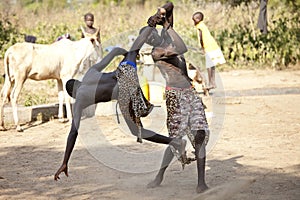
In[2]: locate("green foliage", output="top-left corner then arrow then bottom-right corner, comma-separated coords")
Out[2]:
47,80 -> 56,89
215,8 -> 300,69
269,0 -> 300,10
204,0 -> 300,8
20,0 -> 68,9
22,22 -> 75,44
0,76 -> 4,84
0,0 -> 299,71
0,15 -> 21,59
218,0 -> 252,7
24,93 -> 49,106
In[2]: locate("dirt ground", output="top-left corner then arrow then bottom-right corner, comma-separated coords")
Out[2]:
0,69 -> 300,200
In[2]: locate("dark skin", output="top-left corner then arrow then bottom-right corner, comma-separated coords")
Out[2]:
81,14 -> 100,42
145,2 -> 209,193
54,5 -> 207,193
54,47 -> 126,180
192,12 -> 216,89
54,25 -> 186,181
81,13 -> 102,59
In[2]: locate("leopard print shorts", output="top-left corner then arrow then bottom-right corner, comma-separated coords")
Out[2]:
165,87 -> 209,147
116,62 -> 153,128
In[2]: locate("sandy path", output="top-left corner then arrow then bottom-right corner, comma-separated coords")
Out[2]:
0,70 -> 300,200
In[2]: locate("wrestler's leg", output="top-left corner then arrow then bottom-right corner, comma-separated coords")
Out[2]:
117,77 -> 179,145
123,116 -> 183,145
193,129 -> 209,193
147,146 -> 174,188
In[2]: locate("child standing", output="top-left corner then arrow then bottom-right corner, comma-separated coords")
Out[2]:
81,13 -> 100,41
81,12 -> 103,60
192,12 -> 225,90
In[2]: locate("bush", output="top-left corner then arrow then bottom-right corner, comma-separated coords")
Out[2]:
215,7 -> 300,69
24,93 -> 49,107
21,22 -> 76,44
0,1 -> 299,70
0,14 -> 21,59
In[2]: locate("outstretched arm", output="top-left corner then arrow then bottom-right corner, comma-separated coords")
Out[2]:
161,1 -> 174,28
151,28 -> 188,61
130,7 -> 167,51
54,47 -> 127,181
164,27 -> 188,55
54,101 -> 83,181
91,47 -> 128,72
151,2 -> 187,60
129,26 -> 155,52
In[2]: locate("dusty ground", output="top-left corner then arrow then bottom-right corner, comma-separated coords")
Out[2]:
0,69 -> 300,200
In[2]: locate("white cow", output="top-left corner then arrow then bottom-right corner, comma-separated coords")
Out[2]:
0,33 -> 101,131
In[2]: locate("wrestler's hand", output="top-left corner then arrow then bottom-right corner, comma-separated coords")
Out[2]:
147,7 -> 166,27
54,163 -> 68,181
162,18 -> 171,29
147,15 -> 158,27
157,7 -> 166,16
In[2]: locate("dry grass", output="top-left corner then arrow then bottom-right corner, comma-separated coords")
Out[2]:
0,1 -> 298,106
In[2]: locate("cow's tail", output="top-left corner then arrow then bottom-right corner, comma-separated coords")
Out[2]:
66,79 -> 82,98
1,51 -> 13,102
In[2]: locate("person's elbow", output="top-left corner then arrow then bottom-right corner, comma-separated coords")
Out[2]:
178,43 -> 188,54
112,47 -> 127,55
151,50 -> 163,61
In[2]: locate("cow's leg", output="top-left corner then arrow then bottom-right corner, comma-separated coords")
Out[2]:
63,79 -> 73,122
10,76 -> 26,132
57,79 -> 66,122
0,78 -> 13,131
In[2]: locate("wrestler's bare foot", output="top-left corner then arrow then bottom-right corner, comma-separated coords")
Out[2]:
196,183 -> 209,193
147,175 -> 163,188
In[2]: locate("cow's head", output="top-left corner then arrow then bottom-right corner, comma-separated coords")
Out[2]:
81,26 -> 102,61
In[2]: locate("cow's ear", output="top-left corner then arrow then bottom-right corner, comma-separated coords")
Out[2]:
95,28 -> 100,36
81,26 -> 86,37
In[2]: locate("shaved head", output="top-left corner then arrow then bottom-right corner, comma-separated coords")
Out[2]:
192,12 -> 204,25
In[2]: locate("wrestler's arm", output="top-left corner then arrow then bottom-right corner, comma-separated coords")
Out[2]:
151,28 -> 188,61
129,26 -> 155,51
161,1 -> 187,54
165,27 -> 188,55
151,4 -> 187,60
161,2 -> 174,28
54,103 -> 83,180
91,47 -> 128,72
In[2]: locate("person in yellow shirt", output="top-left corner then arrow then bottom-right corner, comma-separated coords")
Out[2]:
192,11 -> 226,90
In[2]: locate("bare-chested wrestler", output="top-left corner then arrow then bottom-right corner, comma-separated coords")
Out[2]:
144,2 -> 210,193
54,9 -> 186,181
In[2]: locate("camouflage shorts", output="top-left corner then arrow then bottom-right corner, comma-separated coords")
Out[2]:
165,87 -> 209,146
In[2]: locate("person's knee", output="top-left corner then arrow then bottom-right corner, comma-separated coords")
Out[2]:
194,130 -> 206,144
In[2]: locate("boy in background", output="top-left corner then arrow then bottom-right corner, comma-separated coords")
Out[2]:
192,11 -> 225,90
81,12 -> 103,60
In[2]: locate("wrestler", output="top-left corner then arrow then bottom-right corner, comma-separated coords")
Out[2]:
54,13 -> 187,180
144,2 -> 210,193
